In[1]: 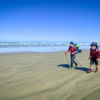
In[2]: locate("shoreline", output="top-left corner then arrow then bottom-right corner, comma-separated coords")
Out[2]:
0,49 -> 89,54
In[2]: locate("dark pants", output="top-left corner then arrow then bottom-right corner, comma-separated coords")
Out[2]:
70,54 -> 77,67
90,58 -> 98,65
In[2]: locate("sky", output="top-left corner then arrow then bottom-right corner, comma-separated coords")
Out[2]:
0,0 -> 100,42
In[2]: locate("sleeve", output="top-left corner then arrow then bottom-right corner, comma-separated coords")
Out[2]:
68,47 -> 71,51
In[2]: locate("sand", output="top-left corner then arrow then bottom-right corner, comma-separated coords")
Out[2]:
0,50 -> 100,100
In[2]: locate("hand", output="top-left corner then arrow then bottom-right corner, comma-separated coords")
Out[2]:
65,51 -> 68,54
71,53 -> 74,55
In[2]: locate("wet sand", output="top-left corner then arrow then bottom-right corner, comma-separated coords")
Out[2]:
0,50 -> 100,100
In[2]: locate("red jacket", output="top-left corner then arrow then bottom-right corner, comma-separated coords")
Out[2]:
68,46 -> 76,55
90,48 -> 98,59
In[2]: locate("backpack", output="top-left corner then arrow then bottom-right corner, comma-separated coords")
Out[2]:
74,43 -> 82,54
74,43 -> 80,48
97,51 -> 100,59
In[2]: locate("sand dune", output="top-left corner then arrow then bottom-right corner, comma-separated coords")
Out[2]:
0,50 -> 100,100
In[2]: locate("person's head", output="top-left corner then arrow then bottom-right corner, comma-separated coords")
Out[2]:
90,43 -> 96,49
70,42 -> 74,47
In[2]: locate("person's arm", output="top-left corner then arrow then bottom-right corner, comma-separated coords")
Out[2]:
89,50 -> 92,59
65,47 -> 70,54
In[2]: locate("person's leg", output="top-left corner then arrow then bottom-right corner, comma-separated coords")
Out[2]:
89,64 -> 92,72
96,64 -> 98,72
71,55 -> 73,68
88,58 -> 94,73
71,54 -> 77,68
73,54 -> 77,66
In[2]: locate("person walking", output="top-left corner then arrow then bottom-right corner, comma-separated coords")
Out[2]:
65,42 -> 78,69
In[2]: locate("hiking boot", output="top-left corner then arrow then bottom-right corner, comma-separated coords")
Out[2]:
74,63 -> 78,69
75,63 -> 78,67
74,66 -> 77,69
71,66 -> 73,69
96,68 -> 98,72
88,68 -> 92,73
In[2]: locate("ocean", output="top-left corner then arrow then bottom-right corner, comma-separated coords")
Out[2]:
0,42 -> 90,53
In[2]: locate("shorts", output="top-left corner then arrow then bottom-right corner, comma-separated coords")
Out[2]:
90,58 -> 98,65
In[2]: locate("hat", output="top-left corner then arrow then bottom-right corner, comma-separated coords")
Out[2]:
70,42 -> 73,44
90,42 -> 96,46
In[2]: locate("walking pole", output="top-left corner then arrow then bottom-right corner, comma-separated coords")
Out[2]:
64,52 -> 69,65
75,57 -> 82,67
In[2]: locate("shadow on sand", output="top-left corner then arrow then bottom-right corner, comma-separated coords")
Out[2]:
57,64 -> 89,73
57,64 -> 69,69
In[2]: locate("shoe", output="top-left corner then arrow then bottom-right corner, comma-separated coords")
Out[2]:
75,63 -> 78,67
88,68 -> 92,73
96,68 -> 98,72
74,66 -> 77,69
71,66 -> 73,69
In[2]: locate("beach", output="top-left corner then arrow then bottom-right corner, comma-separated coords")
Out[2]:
0,50 -> 100,100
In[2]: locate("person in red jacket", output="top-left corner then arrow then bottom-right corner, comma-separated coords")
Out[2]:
88,43 -> 99,73
65,42 -> 78,68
